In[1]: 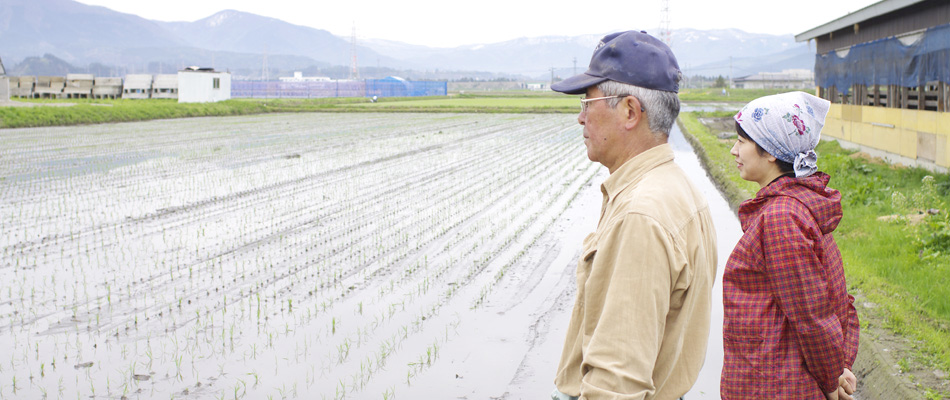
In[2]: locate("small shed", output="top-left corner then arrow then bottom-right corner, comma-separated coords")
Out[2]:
123,74 -> 153,99
92,77 -> 122,99
63,73 -> 94,99
152,74 -> 178,99
34,76 -> 65,99
178,67 -> 230,103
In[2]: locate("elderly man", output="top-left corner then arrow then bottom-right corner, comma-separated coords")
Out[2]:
551,31 -> 718,400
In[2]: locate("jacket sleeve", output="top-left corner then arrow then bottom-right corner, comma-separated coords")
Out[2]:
760,206 -> 844,394
579,213 -> 675,400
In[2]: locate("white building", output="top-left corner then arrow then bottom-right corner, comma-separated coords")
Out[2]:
178,67 -> 231,103
279,71 -> 331,82
734,69 -> 815,89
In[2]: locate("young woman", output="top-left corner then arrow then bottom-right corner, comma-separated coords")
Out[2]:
720,92 -> 860,400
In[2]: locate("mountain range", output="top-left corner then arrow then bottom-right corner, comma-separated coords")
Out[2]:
0,0 -> 816,80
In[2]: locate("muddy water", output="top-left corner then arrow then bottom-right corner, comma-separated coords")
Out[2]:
395,118 -> 742,399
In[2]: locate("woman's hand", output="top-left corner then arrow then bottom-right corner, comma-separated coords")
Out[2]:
836,368 -> 857,400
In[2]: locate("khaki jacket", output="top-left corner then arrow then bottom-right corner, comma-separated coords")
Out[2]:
555,144 -> 718,400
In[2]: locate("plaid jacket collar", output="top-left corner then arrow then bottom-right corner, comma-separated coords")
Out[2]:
738,171 -> 842,234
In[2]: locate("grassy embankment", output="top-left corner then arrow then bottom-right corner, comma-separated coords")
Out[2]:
0,88 -> 796,129
0,95 -> 578,129
680,111 -> 950,398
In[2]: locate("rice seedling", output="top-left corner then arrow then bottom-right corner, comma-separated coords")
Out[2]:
0,113 -> 596,398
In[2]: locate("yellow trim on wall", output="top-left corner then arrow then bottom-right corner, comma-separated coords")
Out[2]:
824,104 -> 950,168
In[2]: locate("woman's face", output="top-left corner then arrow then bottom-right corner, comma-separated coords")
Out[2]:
730,135 -> 781,188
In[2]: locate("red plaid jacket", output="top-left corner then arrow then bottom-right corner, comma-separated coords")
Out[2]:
721,173 -> 859,399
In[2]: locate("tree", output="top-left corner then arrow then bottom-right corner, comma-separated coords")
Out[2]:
714,75 -> 728,88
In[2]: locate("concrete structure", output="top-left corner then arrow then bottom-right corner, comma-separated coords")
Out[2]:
733,69 -> 814,89
63,73 -> 94,99
178,67 -> 231,103
796,0 -> 950,172
151,74 -> 178,99
33,76 -> 65,99
11,76 -> 34,98
92,77 -> 122,99
123,74 -> 152,99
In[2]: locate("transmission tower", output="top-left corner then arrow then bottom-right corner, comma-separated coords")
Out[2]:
261,45 -> 269,81
349,24 -> 360,80
660,0 -> 672,47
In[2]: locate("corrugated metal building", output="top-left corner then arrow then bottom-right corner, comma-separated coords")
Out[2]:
796,0 -> 950,171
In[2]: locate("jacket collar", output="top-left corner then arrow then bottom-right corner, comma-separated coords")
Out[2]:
601,143 -> 674,202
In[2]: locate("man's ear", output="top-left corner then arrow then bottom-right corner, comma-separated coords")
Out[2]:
622,95 -> 643,130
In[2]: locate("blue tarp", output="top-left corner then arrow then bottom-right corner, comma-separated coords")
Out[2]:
231,78 -> 447,99
815,23 -> 950,95
365,78 -> 447,97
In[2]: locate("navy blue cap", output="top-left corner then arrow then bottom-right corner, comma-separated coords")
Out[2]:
552,30 -> 680,94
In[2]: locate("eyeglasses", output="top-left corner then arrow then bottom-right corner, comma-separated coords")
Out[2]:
580,95 -> 645,113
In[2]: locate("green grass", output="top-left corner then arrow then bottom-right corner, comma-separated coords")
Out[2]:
0,96 -> 580,129
678,88 -> 815,103
680,110 -> 950,377
1,88 -> 814,129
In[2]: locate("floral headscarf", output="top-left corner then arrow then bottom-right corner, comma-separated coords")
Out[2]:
734,91 -> 830,178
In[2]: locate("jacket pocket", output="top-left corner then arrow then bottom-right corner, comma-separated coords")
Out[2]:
721,333 -> 766,398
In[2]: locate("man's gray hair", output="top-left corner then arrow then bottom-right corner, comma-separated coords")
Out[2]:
599,79 -> 681,136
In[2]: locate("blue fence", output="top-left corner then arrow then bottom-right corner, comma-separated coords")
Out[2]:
231,78 -> 447,99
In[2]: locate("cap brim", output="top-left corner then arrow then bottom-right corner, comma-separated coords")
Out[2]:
551,73 -> 607,95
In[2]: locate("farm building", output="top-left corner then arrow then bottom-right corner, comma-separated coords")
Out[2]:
11,76 -> 34,98
152,74 -> 178,99
92,77 -> 122,99
733,69 -> 814,89
178,67 -> 230,103
123,74 -> 152,99
63,74 -> 94,99
33,76 -> 65,99
279,71 -> 331,82
796,0 -> 950,171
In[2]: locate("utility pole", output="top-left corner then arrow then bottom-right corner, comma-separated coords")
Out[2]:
573,57 -> 577,76
550,67 -> 556,88
729,56 -> 732,89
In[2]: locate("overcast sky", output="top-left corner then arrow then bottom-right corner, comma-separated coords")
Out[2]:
75,0 -> 881,48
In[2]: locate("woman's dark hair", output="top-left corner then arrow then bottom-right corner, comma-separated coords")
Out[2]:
735,121 -> 795,174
